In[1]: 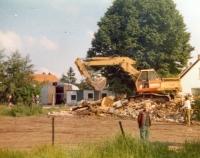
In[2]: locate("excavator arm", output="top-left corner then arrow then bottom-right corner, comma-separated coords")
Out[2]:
75,56 -> 182,102
75,56 -> 140,91
75,56 -> 140,80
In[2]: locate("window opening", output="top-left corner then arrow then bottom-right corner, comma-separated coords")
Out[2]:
88,93 -> 93,99
71,95 -> 76,100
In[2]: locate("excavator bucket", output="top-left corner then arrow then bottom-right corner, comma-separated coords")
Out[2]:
75,58 -> 107,91
91,77 -> 107,91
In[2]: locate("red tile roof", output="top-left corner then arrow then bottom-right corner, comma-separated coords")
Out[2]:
32,74 -> 59,83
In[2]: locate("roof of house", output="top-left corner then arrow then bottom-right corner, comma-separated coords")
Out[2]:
32,73 -> 60,83
178,58 -> 200,78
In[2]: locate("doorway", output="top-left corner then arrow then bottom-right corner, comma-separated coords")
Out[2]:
56,86 -> 64,104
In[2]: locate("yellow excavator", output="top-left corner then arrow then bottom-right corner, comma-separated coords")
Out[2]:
75,56 -> 182,102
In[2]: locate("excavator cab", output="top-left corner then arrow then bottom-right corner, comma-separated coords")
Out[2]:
136,69 -> 162,93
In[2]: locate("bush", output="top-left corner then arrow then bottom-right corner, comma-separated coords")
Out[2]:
0,104 -> 65,117
193,97 -> 200,121
0,104 -> 43,117
0,105 -> 11,116
11,104 -> 43,117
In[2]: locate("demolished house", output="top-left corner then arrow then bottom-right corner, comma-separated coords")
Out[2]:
49,95 -> 195,124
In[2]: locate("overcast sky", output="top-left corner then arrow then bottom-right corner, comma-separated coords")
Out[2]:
0,0 -> 199,82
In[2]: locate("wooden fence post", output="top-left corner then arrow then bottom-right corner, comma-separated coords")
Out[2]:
52,94 -> 55,107
119,121 -> 125,137
52,117 -> 55,146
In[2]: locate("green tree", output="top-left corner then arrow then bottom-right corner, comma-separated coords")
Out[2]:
75,79 -> 93,90
60,67 -> 77,84
0,50 -> 6,95
87,0 -> 194,95
0,50 -> 41,104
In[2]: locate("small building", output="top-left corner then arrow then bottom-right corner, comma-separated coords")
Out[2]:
66,89 -> 116,106
179,55 -> 200,96
41,82 -> 79,105
36,73 -> 116,105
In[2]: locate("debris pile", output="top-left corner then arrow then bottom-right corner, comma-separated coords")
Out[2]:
68,95 -> 191,123
46,110 -> 73,116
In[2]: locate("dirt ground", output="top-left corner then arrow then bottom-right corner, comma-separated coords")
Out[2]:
0,114 -> 200,150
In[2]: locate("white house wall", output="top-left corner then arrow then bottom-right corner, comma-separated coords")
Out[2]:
66,91 -> 77,106
181,61 -> 200,95
64,90 -> 116,106
83,90 -> 94,101
41,84 -> 48,104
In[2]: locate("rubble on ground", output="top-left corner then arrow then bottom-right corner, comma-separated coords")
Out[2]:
46,110 -> 74,116
47,95 -> 197,124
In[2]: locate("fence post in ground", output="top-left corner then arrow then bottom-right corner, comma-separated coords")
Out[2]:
119,121 -> 125,137
52,94 -> 55,107
52,117 -> 55,146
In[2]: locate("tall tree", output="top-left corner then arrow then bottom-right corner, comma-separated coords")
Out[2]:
60,67 -> 77,84
0,50 -> 41,104
87,0 -> 194,95
75,79 -> 93,90
0,49 -> 6,95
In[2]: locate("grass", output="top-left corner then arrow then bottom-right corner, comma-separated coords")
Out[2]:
0,134 -> 200,158
0,103 -> 200,157
0,104 -> 63,117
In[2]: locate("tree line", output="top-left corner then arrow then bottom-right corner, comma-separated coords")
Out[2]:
86,0 -> 194,96
0,49 -> 90,105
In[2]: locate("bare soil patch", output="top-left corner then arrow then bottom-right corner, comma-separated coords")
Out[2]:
0,115 -> 200,149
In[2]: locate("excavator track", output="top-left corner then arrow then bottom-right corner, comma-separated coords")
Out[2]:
128,93 -> 171,103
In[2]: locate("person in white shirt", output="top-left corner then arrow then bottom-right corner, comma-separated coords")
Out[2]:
181,96 -> 191,125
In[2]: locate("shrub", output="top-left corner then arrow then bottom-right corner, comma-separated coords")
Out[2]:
0,103 -> 43,117
0,105 -> 11,116
193,97 -> 200,121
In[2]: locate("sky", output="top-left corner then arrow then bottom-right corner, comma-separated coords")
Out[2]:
0,0 -> 200,82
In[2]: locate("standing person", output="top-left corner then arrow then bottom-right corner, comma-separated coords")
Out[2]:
181,96 -> 191,125
8,95 -> 13,108
35,95 -> 40,106
137,101 -> 152,141
31,95 -> 35,108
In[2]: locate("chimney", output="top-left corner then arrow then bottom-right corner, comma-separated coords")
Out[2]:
189,62 -> 192,66
198,54 -> 200,59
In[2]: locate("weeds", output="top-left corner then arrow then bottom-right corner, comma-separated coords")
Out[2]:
0,103 -> 65,117
0,104 -> 57,117
1,134 -> 199,158
193,98 -> 200,120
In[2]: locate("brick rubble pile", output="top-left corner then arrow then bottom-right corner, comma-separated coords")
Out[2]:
67,96 -> 195,124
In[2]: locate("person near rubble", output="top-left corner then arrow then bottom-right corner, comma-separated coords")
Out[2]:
7,95 -> 13,108
180,96 -> 191,125
137,101 -> 152,141
35,95 -> 40,106
31,95 -> 35,108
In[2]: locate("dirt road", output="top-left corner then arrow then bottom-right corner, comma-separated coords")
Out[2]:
0,115 -> 200,149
